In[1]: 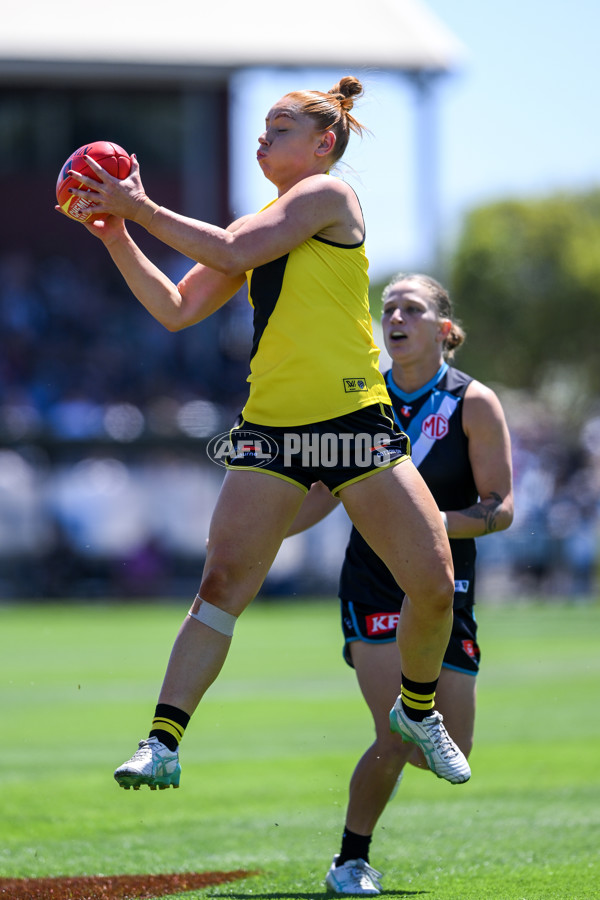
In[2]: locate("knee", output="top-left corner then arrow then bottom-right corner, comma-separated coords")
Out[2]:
197,563 -> 241,612
409,567 -> 454,615
374,732 -> 415,769
435,570 -> 455,611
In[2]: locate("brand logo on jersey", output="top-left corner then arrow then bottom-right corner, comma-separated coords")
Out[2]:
400,404 -> 412,417
343,377 -> 368,392
454,580 -> 470,593
365,612 -> 400,635
422,413 -> 449,440
206,430 -> 278,468
462,639 -> 478,659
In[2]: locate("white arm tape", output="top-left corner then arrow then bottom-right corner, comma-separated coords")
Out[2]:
188,598 -> 236,637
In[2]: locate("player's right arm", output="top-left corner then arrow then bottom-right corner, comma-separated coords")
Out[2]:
86,214 -> 251,331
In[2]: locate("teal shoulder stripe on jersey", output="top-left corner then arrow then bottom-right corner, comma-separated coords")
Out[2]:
385,362 -> 448,404
384,366 -> 461,469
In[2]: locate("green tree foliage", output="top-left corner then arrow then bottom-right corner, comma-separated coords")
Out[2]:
449,189 -> 600,392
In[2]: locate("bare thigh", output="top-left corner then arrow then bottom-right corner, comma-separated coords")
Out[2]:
339,461 -> 453,602
196,469 -> 305,615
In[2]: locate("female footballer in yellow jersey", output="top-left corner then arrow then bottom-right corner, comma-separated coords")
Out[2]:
60,76 -> 470,794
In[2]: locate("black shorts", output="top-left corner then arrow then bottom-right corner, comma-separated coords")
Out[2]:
224,403 -> 410,495
341,597 -> 480,676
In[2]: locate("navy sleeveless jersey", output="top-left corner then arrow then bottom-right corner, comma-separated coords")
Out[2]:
339,363 -> 478,610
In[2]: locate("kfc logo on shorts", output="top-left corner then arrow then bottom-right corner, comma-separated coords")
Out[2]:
462,639 -> 477,659
365,612 -> 400,636
422,413 -> 449,440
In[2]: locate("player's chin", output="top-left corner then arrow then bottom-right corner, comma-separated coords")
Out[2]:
385,338 -> 408,355
258,160 -> 275,181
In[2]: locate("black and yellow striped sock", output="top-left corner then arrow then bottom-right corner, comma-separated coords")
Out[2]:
149,703 -> 190,752
400,674 -> 438,722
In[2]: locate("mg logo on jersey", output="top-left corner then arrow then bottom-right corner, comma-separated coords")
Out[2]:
365,612 -> 400,636
422,413 -> 449,440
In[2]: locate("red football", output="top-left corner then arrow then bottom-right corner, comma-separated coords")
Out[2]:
56,141 -> 131,223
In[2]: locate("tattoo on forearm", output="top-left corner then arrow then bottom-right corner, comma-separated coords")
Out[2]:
463,492 -> 503,533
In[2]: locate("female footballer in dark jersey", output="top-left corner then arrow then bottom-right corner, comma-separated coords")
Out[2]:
289,274 -> 513,895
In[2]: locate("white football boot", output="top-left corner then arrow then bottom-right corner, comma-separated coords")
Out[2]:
389,698 -> 471,784
325,855 -> 383,895
114,737 -> 181,790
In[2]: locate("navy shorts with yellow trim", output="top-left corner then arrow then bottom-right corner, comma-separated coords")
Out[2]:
225,403 -> 410,495
341,598 -> 480,676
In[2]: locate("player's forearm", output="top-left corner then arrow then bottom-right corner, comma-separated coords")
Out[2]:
444,493 -> 514,539
135,201 -> 243,277
104,231 -> 191,331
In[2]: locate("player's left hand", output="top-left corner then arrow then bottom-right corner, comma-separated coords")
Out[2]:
67,153 -> 147,222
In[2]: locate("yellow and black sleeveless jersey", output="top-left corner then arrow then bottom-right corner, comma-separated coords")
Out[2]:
241,200 -> 390,427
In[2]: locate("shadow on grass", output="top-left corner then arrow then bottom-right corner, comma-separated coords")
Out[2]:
213,893 -> 429,898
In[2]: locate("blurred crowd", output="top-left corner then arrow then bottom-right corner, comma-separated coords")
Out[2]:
0,249 -> 254,444
1,250 -> 599,601
478,406 -> 600,602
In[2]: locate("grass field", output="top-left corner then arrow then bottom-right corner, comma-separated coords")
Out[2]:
1,598 -> 599,899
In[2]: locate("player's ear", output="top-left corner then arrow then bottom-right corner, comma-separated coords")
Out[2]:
316,131 -> 336,157
437,318 -> 452,341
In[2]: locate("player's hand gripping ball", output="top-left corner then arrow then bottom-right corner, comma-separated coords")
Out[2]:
56,141 -> 131,223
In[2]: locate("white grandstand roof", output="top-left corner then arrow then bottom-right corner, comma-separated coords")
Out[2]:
0,0 -> 465,83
